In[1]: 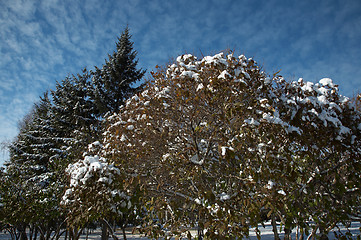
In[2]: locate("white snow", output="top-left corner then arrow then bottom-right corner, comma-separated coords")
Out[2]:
244,118 -> 260,126
218,70 -> 232,79
120,134 -> 127,142
319,78 -> 335,88
221,146 -> 228,156
219,192 -> 230,201
62,153 -> 122,208
190,154 -> 204,165
301,81 -> 314,92
266,180 -> 275,189
196,83 -> 204,91
234,67 -> 243,77
180,70 -> 197,79
202,53 -> 228,66
317,95 -> 328,105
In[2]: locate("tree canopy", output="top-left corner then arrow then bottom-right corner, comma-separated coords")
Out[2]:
1,27 -> 145,240
1,33 -> 360,239
100,52 -> 361,239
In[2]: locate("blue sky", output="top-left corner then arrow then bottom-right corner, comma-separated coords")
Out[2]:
1,0 -> 361,165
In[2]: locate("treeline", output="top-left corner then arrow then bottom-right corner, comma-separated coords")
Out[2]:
1,27 -> 361,240
0,27 -> 145,240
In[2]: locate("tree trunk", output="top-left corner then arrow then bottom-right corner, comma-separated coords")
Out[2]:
39,228 -> 45,240
68,229 -> 72,240
197,225 -> 204,240
120,218 -> 128,240
122,227 -> 127,240
113,220 -> 117,232
101,219 -> 119,240
306,227 -> 318,240
296,225 -> 304,240
197,215 -> 204,240
101,220 -> 108,240
284,227 -> 291,240
19,224 -> 28,240
46,230 -> 51,240
33,227 -> 38,240
68,227 -> 81,240
271,214 -> 280,240
20,231 -> 28,240
28,225 -> 33,240
319,226 -> 328,240
8,227 -> 17,240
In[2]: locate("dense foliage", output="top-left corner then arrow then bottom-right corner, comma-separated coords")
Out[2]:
102,53 -> 361,239
0,30 -> 360,239
90,26 -> 145,116
0,27 -> 144,240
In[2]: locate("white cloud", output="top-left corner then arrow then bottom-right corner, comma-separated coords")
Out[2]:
7,0 -> 36,20
1,0 -> 361,166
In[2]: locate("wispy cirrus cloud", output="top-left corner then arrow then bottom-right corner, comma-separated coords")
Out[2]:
0,0 -> 111,163
1,0 -> 361,165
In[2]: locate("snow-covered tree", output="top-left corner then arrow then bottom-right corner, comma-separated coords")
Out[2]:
56,27 -> 145,239
9,92 -> 54,169
266,77 -> 361,239
2,27 -> 145,240
61,141 -> 135,240
51,69 -> 99,163
103,52 -> 361,239
4,93 -> 65,239
90,26 -> 145,116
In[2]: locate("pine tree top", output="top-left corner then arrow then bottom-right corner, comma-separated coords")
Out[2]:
90,26 -> 145,116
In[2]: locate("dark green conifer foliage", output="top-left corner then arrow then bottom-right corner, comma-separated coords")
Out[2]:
91,27 -> 145,115
8,92 -> 54,176
4,93 -> 64,238
2,26 -> 146,238
51,69 -> 99,162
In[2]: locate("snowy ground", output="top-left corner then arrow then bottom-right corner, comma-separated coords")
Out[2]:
0,222 -> 360,239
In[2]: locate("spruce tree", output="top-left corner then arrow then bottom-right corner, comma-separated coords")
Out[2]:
58,28 -> 145,239
8,92 -> 55,177
4,92 -> 65,239
91,26 -> 145,115
51,69 -> 99,163
2,27 -> 145,239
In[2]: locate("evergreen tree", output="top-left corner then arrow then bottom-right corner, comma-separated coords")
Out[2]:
91,27 -> 145,115
9,92 -> 53,170
2,27 -> 145,239
51,69 -> 107,239
58,27 -> 145,239
4,93 -> 65,239
51,69 -> 99,163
